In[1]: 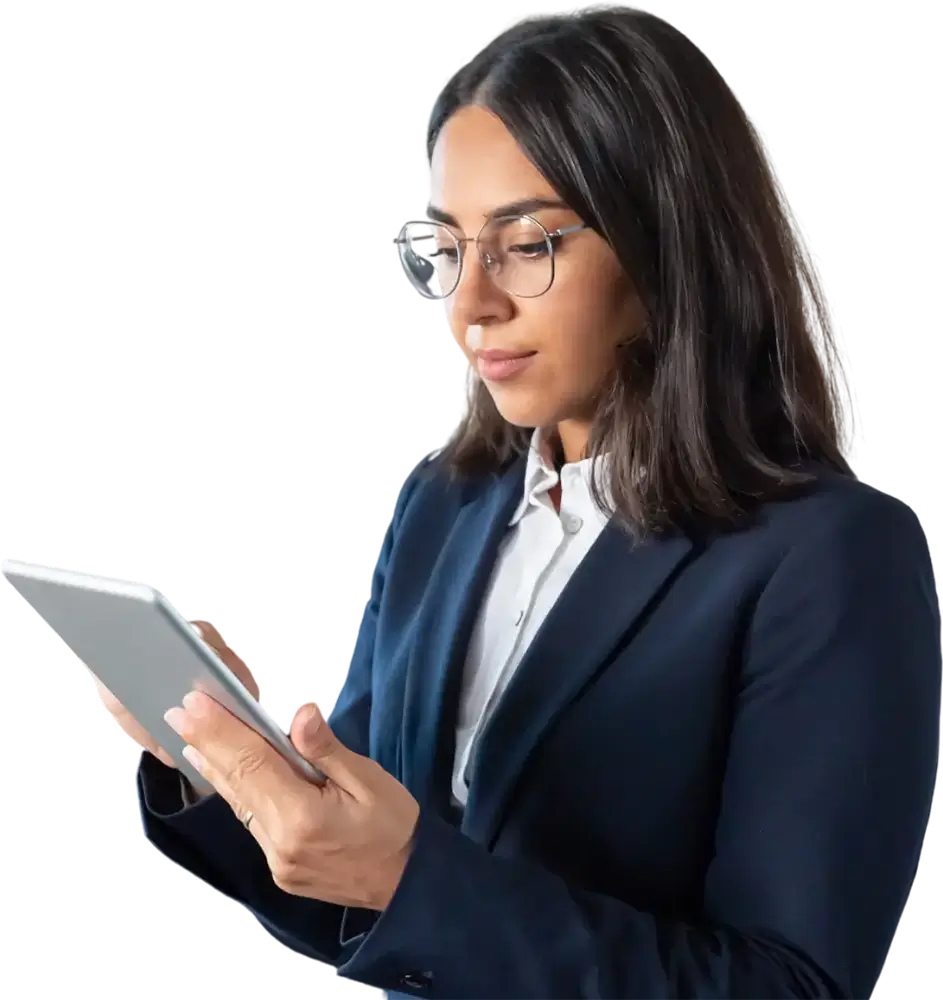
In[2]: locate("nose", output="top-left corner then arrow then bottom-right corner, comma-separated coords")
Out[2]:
449,241 -> 513,330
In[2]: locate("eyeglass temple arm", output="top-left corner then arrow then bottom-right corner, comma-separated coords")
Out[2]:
551,223 -> 588,237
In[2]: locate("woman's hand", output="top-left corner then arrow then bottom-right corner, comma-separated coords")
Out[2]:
96,620 -> 259,770
97,673 -> 176,767
162,688 -> 421,911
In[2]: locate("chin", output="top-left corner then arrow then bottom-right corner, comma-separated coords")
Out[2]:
488,394 -> 556,431
483,368 -> 577,426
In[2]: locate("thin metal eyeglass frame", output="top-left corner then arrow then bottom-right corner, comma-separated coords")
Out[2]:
392,214 -> 588,299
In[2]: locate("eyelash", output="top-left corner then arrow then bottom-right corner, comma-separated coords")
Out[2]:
429,239 -> 559,262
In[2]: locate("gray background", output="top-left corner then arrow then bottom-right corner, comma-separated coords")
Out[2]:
0,313 -> 464,555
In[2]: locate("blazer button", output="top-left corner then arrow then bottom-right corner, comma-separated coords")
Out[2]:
400,970 -> 433,990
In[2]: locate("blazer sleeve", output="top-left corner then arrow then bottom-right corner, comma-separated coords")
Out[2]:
332,490 -> 942,999
136,454 -> 430,967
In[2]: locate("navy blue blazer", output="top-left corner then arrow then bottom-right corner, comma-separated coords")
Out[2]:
139,452 -> 941,999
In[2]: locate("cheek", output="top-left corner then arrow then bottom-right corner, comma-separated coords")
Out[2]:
439,302 -> 466,357
541,305 -> 620,383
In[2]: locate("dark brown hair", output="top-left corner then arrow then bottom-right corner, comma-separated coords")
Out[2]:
426,5 -> 853,538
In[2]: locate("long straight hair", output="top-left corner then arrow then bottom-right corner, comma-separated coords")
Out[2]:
426,5 -> 853,538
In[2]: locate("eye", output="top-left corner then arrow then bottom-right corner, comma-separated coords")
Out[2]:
429,246 -> 460,263
508,240 -> 550,259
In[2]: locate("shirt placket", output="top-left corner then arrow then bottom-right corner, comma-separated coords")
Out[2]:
461,478 -> 568,788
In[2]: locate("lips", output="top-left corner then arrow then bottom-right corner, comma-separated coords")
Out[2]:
475,349 -> 538,382
476,349 -> 537,362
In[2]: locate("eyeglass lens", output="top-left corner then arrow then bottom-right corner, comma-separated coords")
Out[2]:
397,216 -> 555,299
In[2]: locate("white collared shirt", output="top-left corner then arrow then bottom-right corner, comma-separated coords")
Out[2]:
450,428 -> 611,809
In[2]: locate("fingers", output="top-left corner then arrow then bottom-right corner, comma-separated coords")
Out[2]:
165,690 -> 298,826
182,745 -> 276,856
189,619 -> 230,668
189,620 -> 259,699
125,711 -> 178,767
125,715 -> 177,769
95,675 -> 178,769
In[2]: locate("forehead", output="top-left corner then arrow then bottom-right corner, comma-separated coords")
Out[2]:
430,106 -> 559,224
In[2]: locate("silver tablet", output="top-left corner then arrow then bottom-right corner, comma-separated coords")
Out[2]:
2,558 -> 327,796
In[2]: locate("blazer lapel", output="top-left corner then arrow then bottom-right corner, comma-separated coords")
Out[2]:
460,522 -> 696,848
399,455 -> 526,816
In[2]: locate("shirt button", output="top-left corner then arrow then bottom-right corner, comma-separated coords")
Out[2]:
563,513 -> 583,533
400,971 -> 433,990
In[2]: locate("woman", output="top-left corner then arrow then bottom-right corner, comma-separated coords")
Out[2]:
102,6 -> 940,998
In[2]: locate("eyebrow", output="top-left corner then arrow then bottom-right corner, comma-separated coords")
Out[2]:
425,197 -> 569,228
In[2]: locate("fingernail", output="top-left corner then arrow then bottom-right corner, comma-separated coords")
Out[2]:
191,622 -> 204,638
182,745 -> 205,774
182,690 -> 209,715
164,706 -> 186,734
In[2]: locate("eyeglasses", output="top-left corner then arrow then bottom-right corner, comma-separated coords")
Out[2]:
393,214 -> 588,299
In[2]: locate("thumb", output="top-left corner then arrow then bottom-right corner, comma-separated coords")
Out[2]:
290,703 -> 357,783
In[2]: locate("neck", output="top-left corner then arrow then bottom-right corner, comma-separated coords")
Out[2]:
554,419 -> 592,465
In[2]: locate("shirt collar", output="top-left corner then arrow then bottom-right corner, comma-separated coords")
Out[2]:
508,427 -> 610,527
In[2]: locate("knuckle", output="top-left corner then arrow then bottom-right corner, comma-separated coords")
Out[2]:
271,872 -> 295,892
281,832 -> 307,866
270,854 -> 300,890
229,745 -> 266,783
271,808 -> 313,862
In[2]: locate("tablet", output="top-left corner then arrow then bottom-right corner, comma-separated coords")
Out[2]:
1,558 -> 327,796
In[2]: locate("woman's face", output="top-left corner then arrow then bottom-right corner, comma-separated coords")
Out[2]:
429,105 -> 646,444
